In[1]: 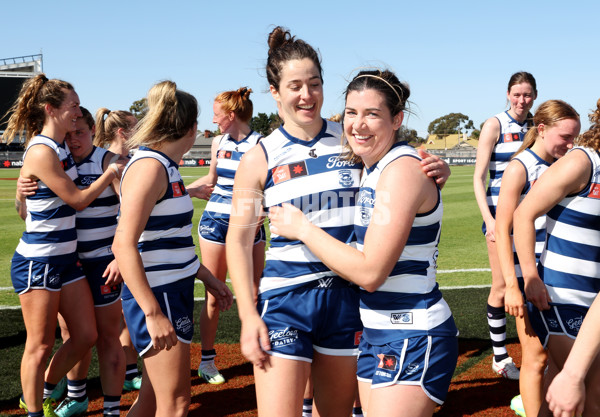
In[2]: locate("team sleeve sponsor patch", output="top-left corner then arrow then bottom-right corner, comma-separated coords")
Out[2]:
588,183 -> 600,199
171,181 -> 187,197
218,150 -> 233,159
504,133 -> 520,142
272,161 -> 308,184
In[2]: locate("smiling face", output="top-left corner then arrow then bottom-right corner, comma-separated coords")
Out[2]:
507,82 -> 536,122
51,89 -> 83,133
65,117 -> 94,162
212,101 -> 234,134
539,118 -> 581,160
270,58 -> 323,139
343,88 -> 403,167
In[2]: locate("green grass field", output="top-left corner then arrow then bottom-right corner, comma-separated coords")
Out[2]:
0,166 -> 489,301
0,165 -> 513,404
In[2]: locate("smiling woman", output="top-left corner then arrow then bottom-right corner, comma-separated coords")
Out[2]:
2,74 -> 121,416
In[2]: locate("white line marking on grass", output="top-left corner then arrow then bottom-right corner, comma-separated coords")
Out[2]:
438,268 -> 491,273
0,287 -> 13,291
440,284 -> 491,290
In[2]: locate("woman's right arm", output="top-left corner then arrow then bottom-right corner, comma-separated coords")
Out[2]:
495,160 -> 527,317
21,144 -> 121,211
187,135 -> 220,199
112,158 -> 177,351
514,149 -> 591,310
225,145 -> 271,369
473,117 -> 500,240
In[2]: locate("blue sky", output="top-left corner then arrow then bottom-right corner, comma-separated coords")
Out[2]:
3,1 -> 598,137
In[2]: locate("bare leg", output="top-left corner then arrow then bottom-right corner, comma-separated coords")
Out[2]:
198,240 -> 227,353
95,301 -> 126,396
254,356 -> 311,417
45,280 -> 97,385
367,384 -> 436,417
516,309 -> 547,417
312,353 -> 357,417
127,342 -> 191,417
20,289 -> 60,412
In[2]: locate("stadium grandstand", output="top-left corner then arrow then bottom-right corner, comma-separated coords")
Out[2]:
0,54 -> 43,165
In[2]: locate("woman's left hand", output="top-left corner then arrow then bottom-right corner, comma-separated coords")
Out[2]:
102,259 -> 123,286
198,266 -> 233,311
17,176 -> 38,198
546,369 -> 585,417
268,203 -> 310,240
418,149 -> 451,188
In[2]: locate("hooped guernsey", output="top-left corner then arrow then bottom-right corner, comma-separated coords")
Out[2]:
259,120 -> 362,297
511,148 -> 550,279
354,141 -> 457,345
484,111 -> 529,234
120,147 -> 199,290
74,146 -> 120,261
201,130 -> 262,222
15,135 -> 78,264
539,147 -> 600,310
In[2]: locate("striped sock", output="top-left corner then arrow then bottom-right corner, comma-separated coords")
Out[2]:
201,349 -> 217,365
302,398 -> 313,417
103,394 -> 121,416
43,381 -> 57,399
487,304 -> 508,362
125,363 -> 139,381
66,378 -> 87,401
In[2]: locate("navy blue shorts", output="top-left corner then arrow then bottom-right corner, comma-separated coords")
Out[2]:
121,277 -> 195,356
257,278 -> 362,362
357,335 -> 458,405
80,258 -> 122,307
11,252 -> 85,294
199,215 -> 265,245
528,302 -> 588,348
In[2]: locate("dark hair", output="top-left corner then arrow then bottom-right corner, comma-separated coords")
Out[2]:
215,87 -> 253,123
128,80 -> 198,149
2,73 -> 75,146
79,106 -> 94,130
578,98 -> 600,151
508,72 -> 537,128
342,69 -> 411,163
513,99 -> 579,157
266,26 -> 323,91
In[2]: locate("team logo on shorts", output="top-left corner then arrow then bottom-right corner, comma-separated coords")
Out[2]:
338,169 -> 354,187
390,312 -> 413,325
546,317 -> 559,330
405,363 -> 420,375
377,354 -> 398,371
566,316 -> 583,333
268,327 -> 298,348
176,316 -> 192,334
199,225 -> 215,235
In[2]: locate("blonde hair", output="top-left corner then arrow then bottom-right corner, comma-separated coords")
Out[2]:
215,87 -> 253,123
127,81 -> 198,150
577,98 -> 600,151
2,74 -> 75,147
513,100 -> 579,158
94,108 -> 135,148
